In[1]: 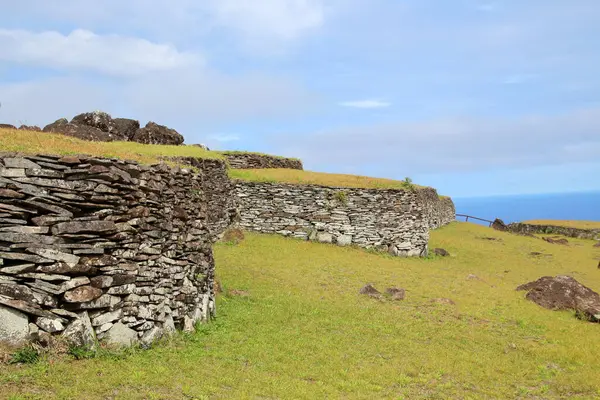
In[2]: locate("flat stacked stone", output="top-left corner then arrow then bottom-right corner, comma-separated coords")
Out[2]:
0,153 -> 236,348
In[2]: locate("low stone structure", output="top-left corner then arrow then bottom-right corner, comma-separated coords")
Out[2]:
223,152 -> 303,170
234,181 -> 454,257
505,222 -> 600,240
416,188 -> 456,229
0,154 -> 235,348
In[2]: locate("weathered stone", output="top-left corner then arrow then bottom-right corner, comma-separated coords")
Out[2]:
64,286 -> 103,303
132,122 -> 184,145
0,251 -> 53,263
105,322 -> 139,347
386,287 -> 406,301
316,232 -> 333,244
37,261 -> 97,276
0,226 -> 49,234
359,284 -> 382,299
4,158 -> 41,169
0,296 -> 57,318
0,188 -> 26,199
0,284 -> 38,303
336,234 -> 352,246
35,316 -> 65,333
1,263 -> 37,274
140,325 -> 163,346
52,220 -> 117,235
433,248 -> 450,257
91,309 -> 122,327
59,277 -> 91,293
61,311 -> 97,350
0,232 -> 64,245
31,215 -> 72,226
517,276 -> 600,322
0,304 -> 29,345
26,248 -> 80,266
76,294 -> 120,309
0,168 -> 26,178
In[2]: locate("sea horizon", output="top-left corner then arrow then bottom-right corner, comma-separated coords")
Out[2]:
452,190 -> 600,225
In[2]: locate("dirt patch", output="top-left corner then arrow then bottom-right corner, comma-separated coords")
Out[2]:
530,252 -> 552,257
516,276 -> 600,322
430,298 -> 456,306
477,236 -> 502,242
543,236 -> 569,245
222,228 -> 245,245
228,289 -> 250,298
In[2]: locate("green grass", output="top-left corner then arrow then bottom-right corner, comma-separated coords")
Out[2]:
2,222 -> 600,399
524,220 -> 600,230
0,128 -> 223,165
230,168 -> 428,191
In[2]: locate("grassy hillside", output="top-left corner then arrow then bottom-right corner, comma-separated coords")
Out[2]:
2,222 -> 599,399
524,220 -> 600,230
230,168 -> 425,191
0,127 -> 222,164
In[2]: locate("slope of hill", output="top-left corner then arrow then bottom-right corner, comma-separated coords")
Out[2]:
2,222 -> 599,399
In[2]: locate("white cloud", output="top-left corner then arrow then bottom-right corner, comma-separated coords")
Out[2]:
0,29 -> 200,76
208,134 -> 241,142
271,107 -> 600,174
338,99 -> 391,109
209,0 -> 325,41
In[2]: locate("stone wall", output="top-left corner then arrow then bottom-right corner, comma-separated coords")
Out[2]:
416,188 -> 456,229
0,154 -> 235,348
235,181 -> 430,257
506,223 -> 600,240
223,152 -> 303,170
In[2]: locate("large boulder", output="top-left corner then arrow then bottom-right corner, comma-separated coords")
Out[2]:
43,118 -> 115,142
71,111 -> 132,141
516,275 -> 600,322
132,122 -> 184,145
113,118 -> 140,140
61,311 -> 97,350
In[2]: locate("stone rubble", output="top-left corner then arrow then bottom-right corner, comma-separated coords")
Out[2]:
223,152 -> 303,170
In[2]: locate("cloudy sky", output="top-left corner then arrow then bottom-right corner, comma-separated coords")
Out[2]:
1,0 -> 599,197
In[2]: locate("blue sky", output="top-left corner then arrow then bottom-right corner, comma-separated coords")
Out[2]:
1,0 -> 599,197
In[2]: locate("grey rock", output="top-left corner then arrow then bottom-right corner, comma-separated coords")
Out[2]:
0,304 -> 29,345
4,158 -> 41,169
59,277 -> 91,293
52,221 -> 117,235
105,322 -> 139,347
26,248 -> 80,267
316,232 -> 333,244
36,316 -> 65,333
336,234 -> 352,246
76,294 -> 120,309
91,309 -> 122,327
140,325 -> 163,345
0,226 -> 50,234
61,311 -> 97,350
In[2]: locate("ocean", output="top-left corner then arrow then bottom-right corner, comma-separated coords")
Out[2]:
452,191 -> 600,225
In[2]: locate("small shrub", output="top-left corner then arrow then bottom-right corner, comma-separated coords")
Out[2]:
402,177 -> 416,191
9,346 -> 40,365
68,345 -> 97,360
333,191 -> 348,205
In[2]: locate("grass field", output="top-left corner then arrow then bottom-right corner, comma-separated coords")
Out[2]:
1,222 -> 599,399
229,168 -> 426,191
0,128 -> 222,164
524,220 -> 600,230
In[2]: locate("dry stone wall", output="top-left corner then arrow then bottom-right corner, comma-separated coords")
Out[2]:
416,188 -> 456,229
0,154 -> 235,348
506,223 -> 600,240
235,181 -> 431,257
223,153 -> 303,170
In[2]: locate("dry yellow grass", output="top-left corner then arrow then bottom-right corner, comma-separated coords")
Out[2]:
0,127 -> 222,164
525,220 -> 600,230
229,168 -> 427,191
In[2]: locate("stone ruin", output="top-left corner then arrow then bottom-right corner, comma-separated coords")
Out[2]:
0,153 -> 236,349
